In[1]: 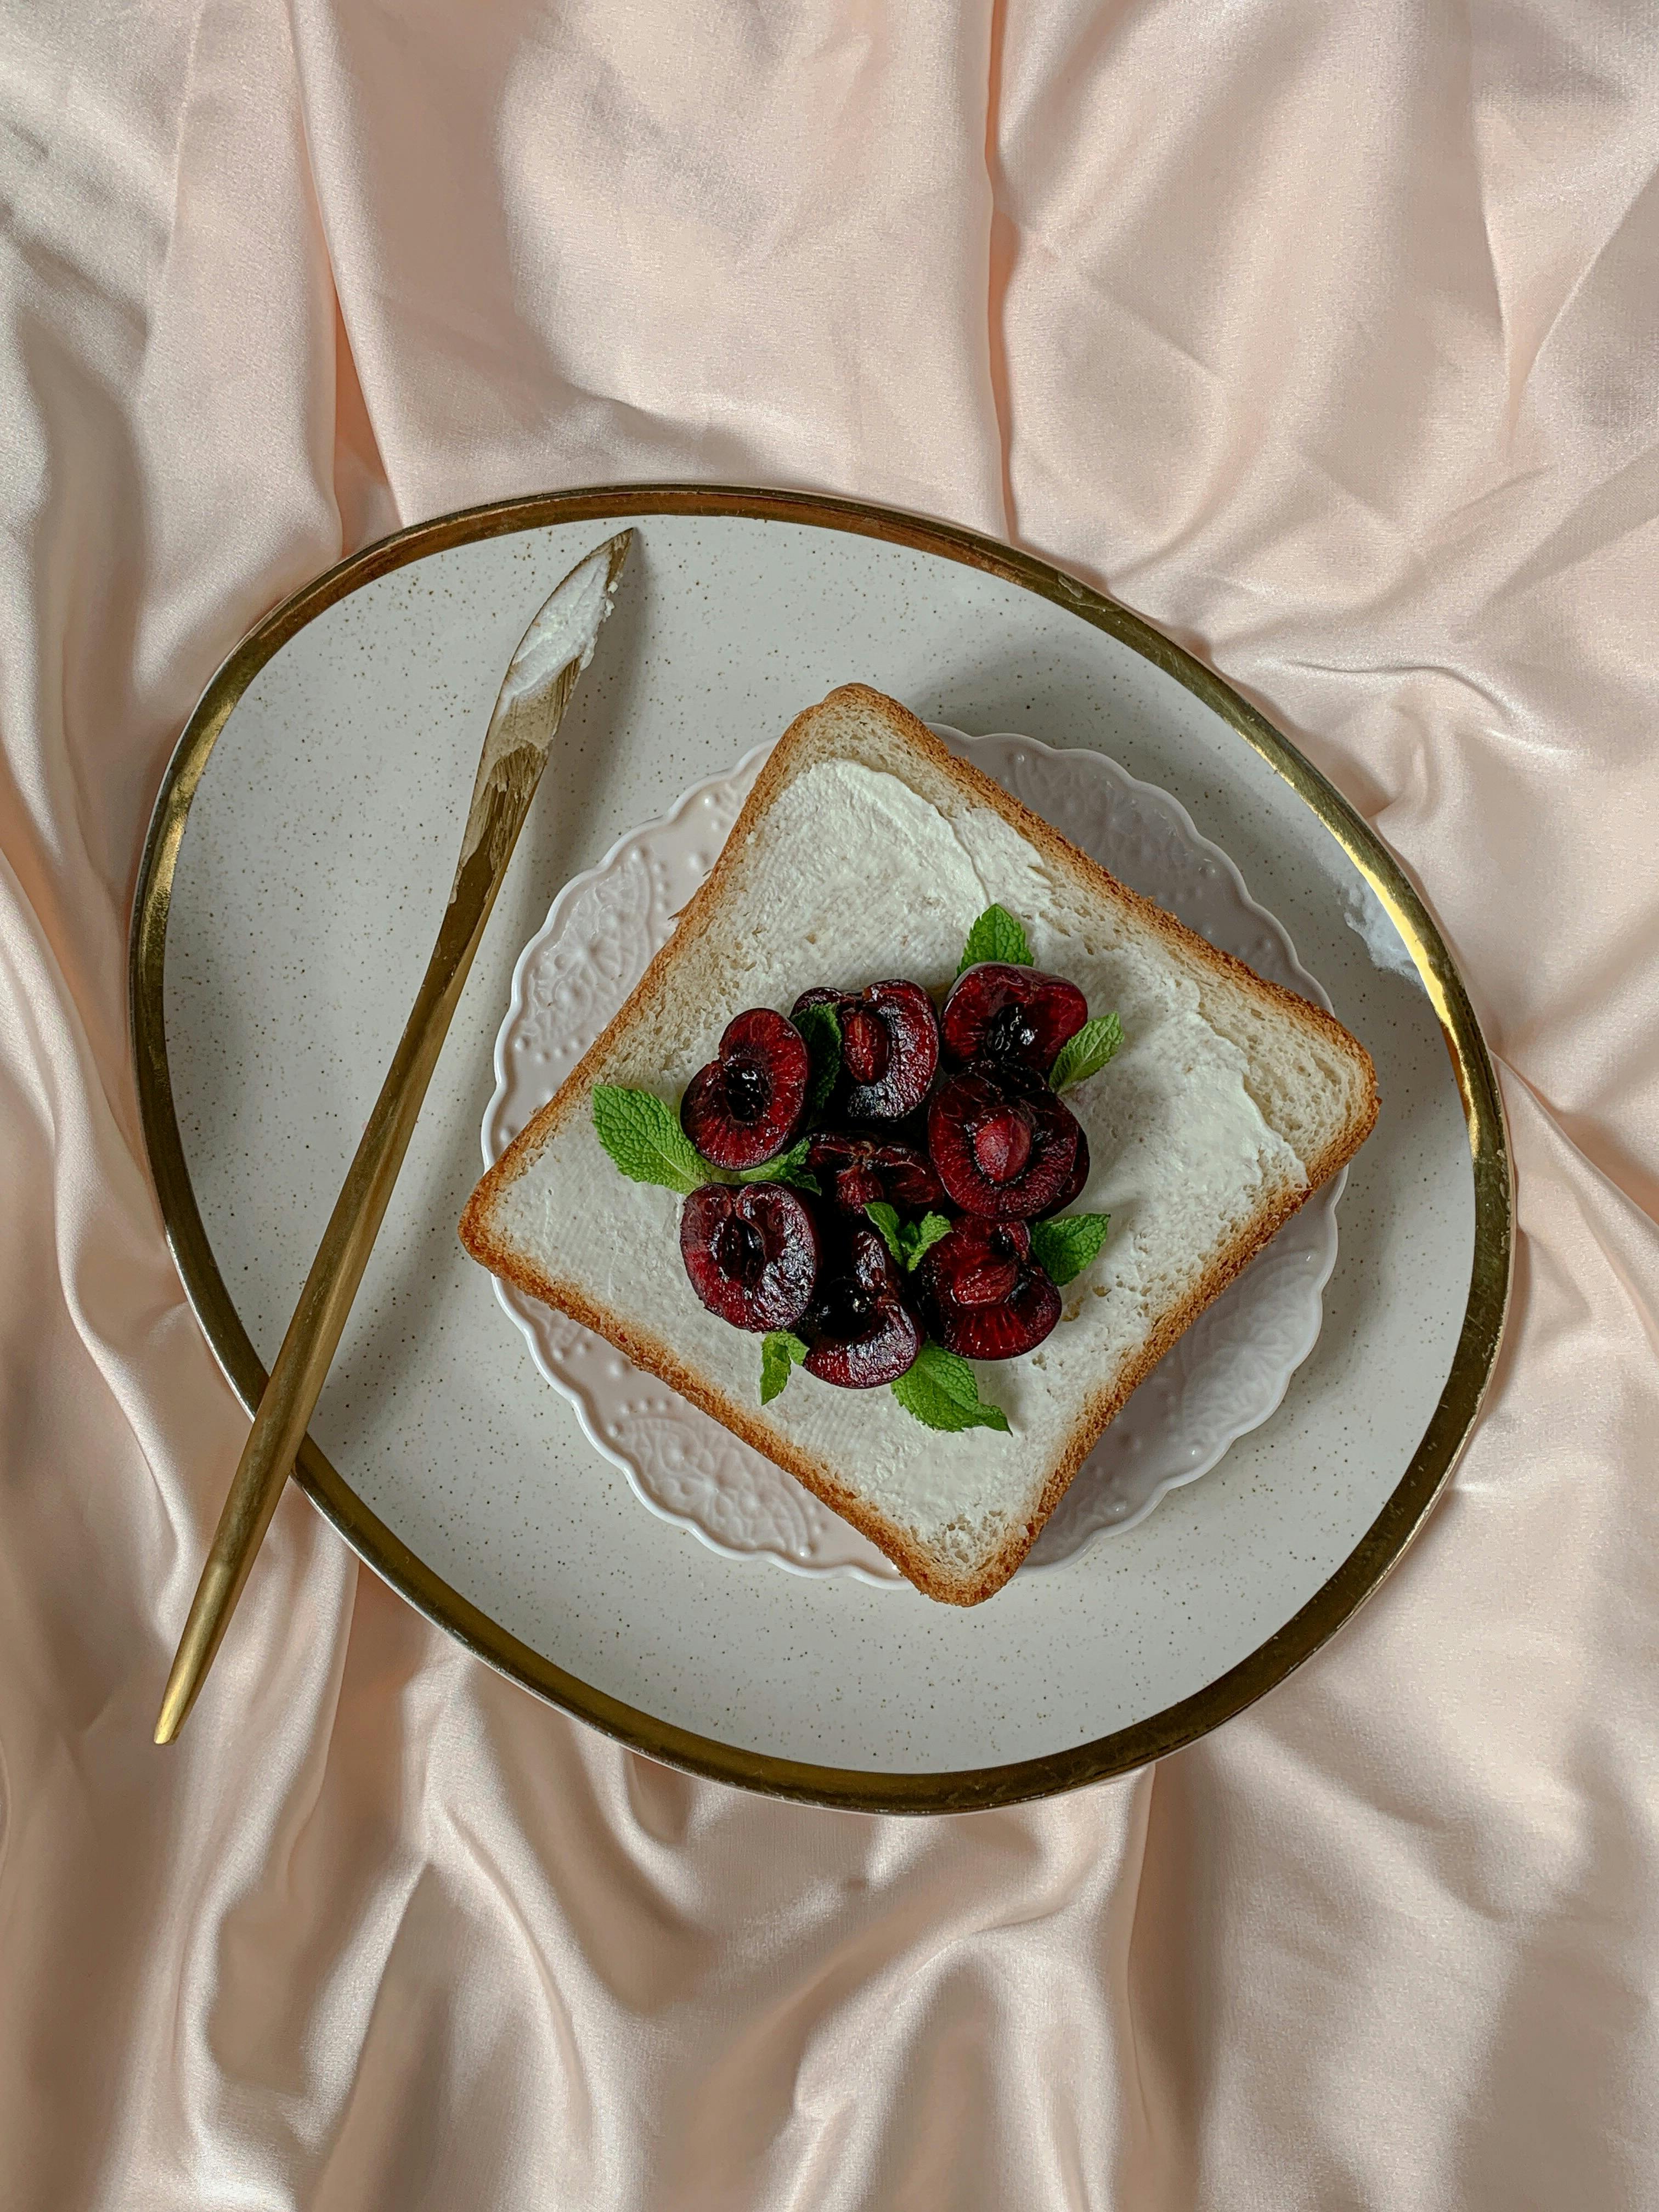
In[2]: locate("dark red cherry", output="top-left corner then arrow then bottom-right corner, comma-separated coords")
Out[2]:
802,1224 -> 922,1387
791,980 -> 939,1121
679,1184 -> 819,1331
921,1218 -> 1061,1360
681,1008 -> 809,1169
805,1131 -> 945,1215
926,1068 -> 1081,1219
941,963 -> 1088,1075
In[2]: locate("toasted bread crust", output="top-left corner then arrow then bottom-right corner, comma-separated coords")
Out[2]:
461,686 -> 1379,1604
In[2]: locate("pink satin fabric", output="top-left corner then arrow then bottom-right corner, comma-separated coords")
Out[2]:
2,3 -> 1656,2204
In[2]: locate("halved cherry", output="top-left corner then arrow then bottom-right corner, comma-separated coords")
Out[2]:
805,1131 -> 945,1215
679,1184 -> 819,1331
681,1008 -> 810,1169
926,1068 -> 1081,1219
941,963 -> 1088,1075
921,1218 -> 1060,1361
802,1224 -> 921,1387
791,980 -> 939,1121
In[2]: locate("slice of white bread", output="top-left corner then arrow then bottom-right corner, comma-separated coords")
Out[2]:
461,687 -> 1378,1605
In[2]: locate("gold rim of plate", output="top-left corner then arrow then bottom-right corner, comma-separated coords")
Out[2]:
130,485 -> 1514,1813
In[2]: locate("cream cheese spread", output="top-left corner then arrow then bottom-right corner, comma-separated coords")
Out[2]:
500,551 -> 616,709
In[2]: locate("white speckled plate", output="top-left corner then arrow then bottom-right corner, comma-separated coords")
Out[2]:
134,487 -> 1510,1810
484,727 -> 1346,1582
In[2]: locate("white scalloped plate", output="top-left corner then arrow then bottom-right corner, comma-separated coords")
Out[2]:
482,726 -> 1346,1584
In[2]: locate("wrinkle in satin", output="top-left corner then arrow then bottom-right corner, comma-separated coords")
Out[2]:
1,2 -> 1656,2206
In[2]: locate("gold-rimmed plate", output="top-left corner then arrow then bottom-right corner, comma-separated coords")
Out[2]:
132,487 -> 1510,1812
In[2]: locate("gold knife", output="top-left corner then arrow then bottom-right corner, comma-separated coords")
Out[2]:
155,530 -> 634,1744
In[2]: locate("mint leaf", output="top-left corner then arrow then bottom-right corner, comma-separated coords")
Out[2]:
901,1212 -> 953,1271
866,1204 -> 955,1272
864,1200 -> 904,1266
890,1342 -> 1012,1434
1049,1013 -> 1123,1092
1030,1212 -> 1111,1288
957,904 -> 1034,973
792,1000 -> 842,1118
760,1330 -> 809,1404
736,1137 -> 819,1195
592,1086 -> 707,1195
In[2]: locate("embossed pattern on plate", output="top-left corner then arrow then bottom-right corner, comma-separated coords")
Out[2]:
482,727 -> 1344,1584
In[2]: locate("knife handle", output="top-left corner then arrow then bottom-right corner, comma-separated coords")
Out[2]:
153,788 -> 524,1744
